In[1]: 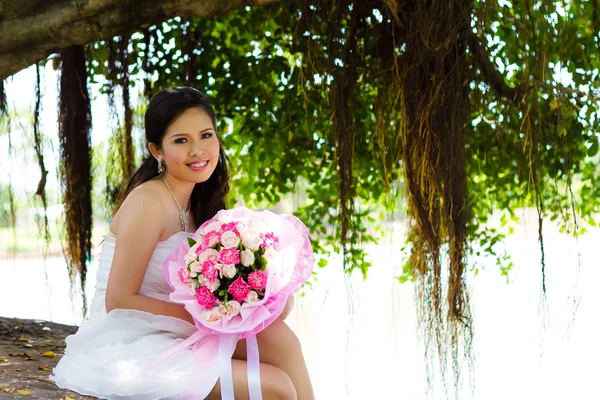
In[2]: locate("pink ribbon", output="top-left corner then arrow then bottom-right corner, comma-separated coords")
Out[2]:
154,330 -> 263,399
217,334 -> 262,400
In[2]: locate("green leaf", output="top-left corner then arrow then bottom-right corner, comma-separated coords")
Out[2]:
588,139 -> 599,157
187,237 -> 197,247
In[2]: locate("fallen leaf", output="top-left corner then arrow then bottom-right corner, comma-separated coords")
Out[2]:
39,366 -> 50,371
0,358 -> 7,362
17,389 -> 33,395
38,343 -> 47,347
18,338 -> 28,342
41,351 -> 55,357
65,397 -> 75,400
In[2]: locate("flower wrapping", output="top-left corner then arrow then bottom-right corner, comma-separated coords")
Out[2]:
161,206 -> 313,399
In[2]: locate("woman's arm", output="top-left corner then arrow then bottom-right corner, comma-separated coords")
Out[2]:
105,184 -> 193,324
108,293 -> 194,324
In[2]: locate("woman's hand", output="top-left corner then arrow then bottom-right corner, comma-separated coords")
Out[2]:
278,295 -> 295,320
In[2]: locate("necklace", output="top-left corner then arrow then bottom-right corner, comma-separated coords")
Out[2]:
162,176 -> 190,232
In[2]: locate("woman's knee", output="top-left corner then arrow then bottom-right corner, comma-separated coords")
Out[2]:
258,319 -> 302,353
261,363 -> 297,400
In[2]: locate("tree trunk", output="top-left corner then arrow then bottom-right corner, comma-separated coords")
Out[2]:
0,0 -> 277,80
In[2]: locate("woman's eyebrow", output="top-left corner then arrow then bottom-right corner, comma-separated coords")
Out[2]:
169,128 -> 214,138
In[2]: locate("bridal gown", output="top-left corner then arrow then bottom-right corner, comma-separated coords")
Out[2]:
51,231 -> 225,400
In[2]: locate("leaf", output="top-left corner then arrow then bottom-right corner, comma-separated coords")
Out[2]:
588,139 -> 599,157
17,390 -> 32,395
187,237 -> 197,247
549,99 -> 559,110
65,397 -> 75,400
41,351 -> 55,357
38,366 -> 50,371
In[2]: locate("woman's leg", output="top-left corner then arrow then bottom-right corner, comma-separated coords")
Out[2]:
205,359 -> 296,400
233,320 -> 315,400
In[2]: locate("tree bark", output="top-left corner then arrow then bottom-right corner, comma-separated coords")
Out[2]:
0,0 -> 277,80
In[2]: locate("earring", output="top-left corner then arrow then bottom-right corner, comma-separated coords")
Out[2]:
157,159 -> 164,175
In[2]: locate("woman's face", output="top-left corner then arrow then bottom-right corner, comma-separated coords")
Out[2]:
158,107 -> 221,183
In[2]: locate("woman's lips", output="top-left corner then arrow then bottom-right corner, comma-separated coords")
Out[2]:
187,160 -> 209,171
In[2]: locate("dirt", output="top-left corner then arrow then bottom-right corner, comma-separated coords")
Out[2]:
0,316 -> 97,399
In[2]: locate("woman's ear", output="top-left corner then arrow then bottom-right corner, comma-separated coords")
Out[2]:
147,142 -> 162,161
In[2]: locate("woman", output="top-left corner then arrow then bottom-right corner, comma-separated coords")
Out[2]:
52,86 -> 315,400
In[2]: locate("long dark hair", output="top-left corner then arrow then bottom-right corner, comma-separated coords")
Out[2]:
113,86 -> 231,228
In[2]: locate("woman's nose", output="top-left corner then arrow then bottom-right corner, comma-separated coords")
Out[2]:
189,141 -> 206,157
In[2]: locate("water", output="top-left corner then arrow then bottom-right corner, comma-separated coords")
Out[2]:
1,217 -> 598,399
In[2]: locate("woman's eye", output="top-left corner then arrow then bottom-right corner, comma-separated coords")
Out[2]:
175,138 -> 188,144
202,133 -> 213,139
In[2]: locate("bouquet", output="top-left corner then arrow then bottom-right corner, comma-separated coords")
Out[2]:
162,207 -> 313,399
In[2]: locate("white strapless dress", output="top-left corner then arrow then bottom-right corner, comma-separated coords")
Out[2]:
51,232 -> 222,400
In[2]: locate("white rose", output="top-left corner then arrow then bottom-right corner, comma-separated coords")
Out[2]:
203,222 -> 221,234
242,231 -> 260,251
184,247 -> 198,265
189,261 -> 202,273
198,248 -> 219,264
245,290 -> 259,303
217,302 -> 228,316
214,263 -> 225,278
264,247 -> 276,260
240,249 -> 255,267
222,264 -> 237,279
202,308 -> 221,323
187,283 -> 196,295
205,278 -> 221,292
221,231 -> 240,249
190,271 -> 198,278
225,301 -> 241,318
196,276 -> 206,288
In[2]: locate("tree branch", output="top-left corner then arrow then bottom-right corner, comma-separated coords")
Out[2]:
0,0 -> 277,80
466,30 -> 528,102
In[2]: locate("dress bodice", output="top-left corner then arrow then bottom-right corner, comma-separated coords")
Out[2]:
89,231 -> 193,316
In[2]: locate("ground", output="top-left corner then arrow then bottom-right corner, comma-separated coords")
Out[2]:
0,316 -> 96,399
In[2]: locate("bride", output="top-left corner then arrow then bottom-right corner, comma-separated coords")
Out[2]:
51,86 -> 314,400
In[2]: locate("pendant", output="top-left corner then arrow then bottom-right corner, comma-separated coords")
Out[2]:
180,209 -> 189,232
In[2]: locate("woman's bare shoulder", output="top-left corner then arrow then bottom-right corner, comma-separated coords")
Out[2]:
111,180 -> 167,236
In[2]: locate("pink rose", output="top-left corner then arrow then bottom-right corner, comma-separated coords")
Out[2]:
228,277 -> 250,303
220,222 -> 240,235
202,231 -> 222,249
248,270 -> 267,291
218,247 -> 240,265
261,232 -> 279,250
178,268 -> 191,284
195,286 -> 216,308
202,259 -> 219,282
